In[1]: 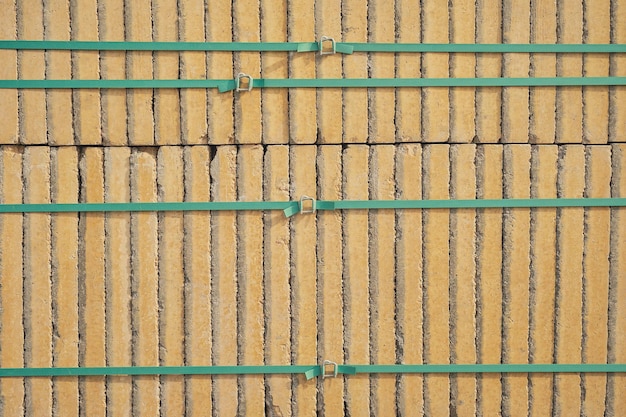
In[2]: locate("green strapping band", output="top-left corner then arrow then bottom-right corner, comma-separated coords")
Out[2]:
2,40 -> 626,54
0,364 -> 623,378
1,198 -> 625,218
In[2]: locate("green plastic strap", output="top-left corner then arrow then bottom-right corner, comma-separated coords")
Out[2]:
2,77 -> 626,91
2,40 -> 626,54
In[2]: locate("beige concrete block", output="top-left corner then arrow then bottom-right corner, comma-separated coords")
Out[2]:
610,2 -> 626,142
396,0 -> 421,142
342,0 -> 367,143
0,1 -> 18,144
157,147 -> 185,415
237,145 -> 265,415
343,145 -> 369,416
263,145 -> 292,416
0,146 -> 24,416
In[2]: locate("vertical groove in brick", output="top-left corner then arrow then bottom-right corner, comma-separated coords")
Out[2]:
99,0 -> 128,146
449,145 -> 477,416
288,0 -> 316,144
0,1 -> 18,144
395,144 -> 423,417
290,145 -> 317,415
342,145 -> 369,415
529,0 -> 557,144
422,144 -> 450,416
79,147 -> 106,416
71,0 -> 101,145
183,146 -> 212,416
50,147 -> 79,416
368,145 -> 396,415
317,145 -> 343,415
449,1 -> 476,144
209,145 -> 238,416
475,0 -> 502,144
396,0 -> 421,142
0,146 -> 25,416
421,2 -> 449,143
130,148 -> 160,416
554,145 -> 585,416
157,147 -> 185,415
44,0 -> 73,146
341,0 -> 367,143
153,0 -> 181,145
476,144 -> 503,416
528,145 -> 558,417
315,0 -> 342,144
556,0 -> 583,144
502,2 -> 530,143
104,147 -> 132,415
581,146 -> 611,416
260,0 -> 288,144
17,1 -> 46,145
236,145 -> 265,415
263,145 -> 291,416
234,0 -> 262,145
610,0 -> 626,142
23,147 -> 52,415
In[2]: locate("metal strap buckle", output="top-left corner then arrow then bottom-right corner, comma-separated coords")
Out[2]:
299,195 -> 316,214
319,36 -> 336,55
322,360 -> 338,379
236,73 -> 253,91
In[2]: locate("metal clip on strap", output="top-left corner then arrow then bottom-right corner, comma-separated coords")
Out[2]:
236,73 -> 253,91
299,195 -> 316,214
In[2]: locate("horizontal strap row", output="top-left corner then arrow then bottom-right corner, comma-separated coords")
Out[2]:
0,363 -> 624,379
2,40 -> 626,54
1,77 -> 625,91
1,198 -> 625,217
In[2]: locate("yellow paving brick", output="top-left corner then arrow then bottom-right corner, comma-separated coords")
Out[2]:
104,147 -> 132,415
23,147 -> 52,415
72,0 -> 101,145
583,0 -> 610,144
343,145 -> 369,416
423,145 -> 450,416
288,0 -> 316,144
529,145 -> 558,417
502,145 -> 531,415
450,145 -> 477,416
0,146 -> 24,416
582,146 -> 611,416
179,1 -> 207,145
0,1 -> 18,144
317,145 -> 343,415
260,0 -> 288,144
422,2 -> 449,143
234,0 -> 262,144
130,148 -> 160,416
556,1 -> 583,144
206,1 -> 233,145
153,0 -> 181,145
127,1 -> 155,146
475,0 -> 502,143
316,1 -> 342,144
502,2 -> 530,143
555,145 -> 585,416
395,144 -> 424,417
368,3 -> 395,143
51,147 -> 79,416
157,147 -> 185,415
182,146 -> 212,416
18,2 -> 46,144
450,1 -> 476,143
529,1 -> 556,144
396,0 -> 421,142
291,145 -> 318,415
100,0 -> 128,146
80,147 -> 106,416
45,0 -> 73,146
342,0 -> 367,143
263,145 -> 292,416
210,145 -> 238,415
611,2 -> 626,142
237,145 -> 265,415
477,145 -> 503,415
369,145 -> 396,415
